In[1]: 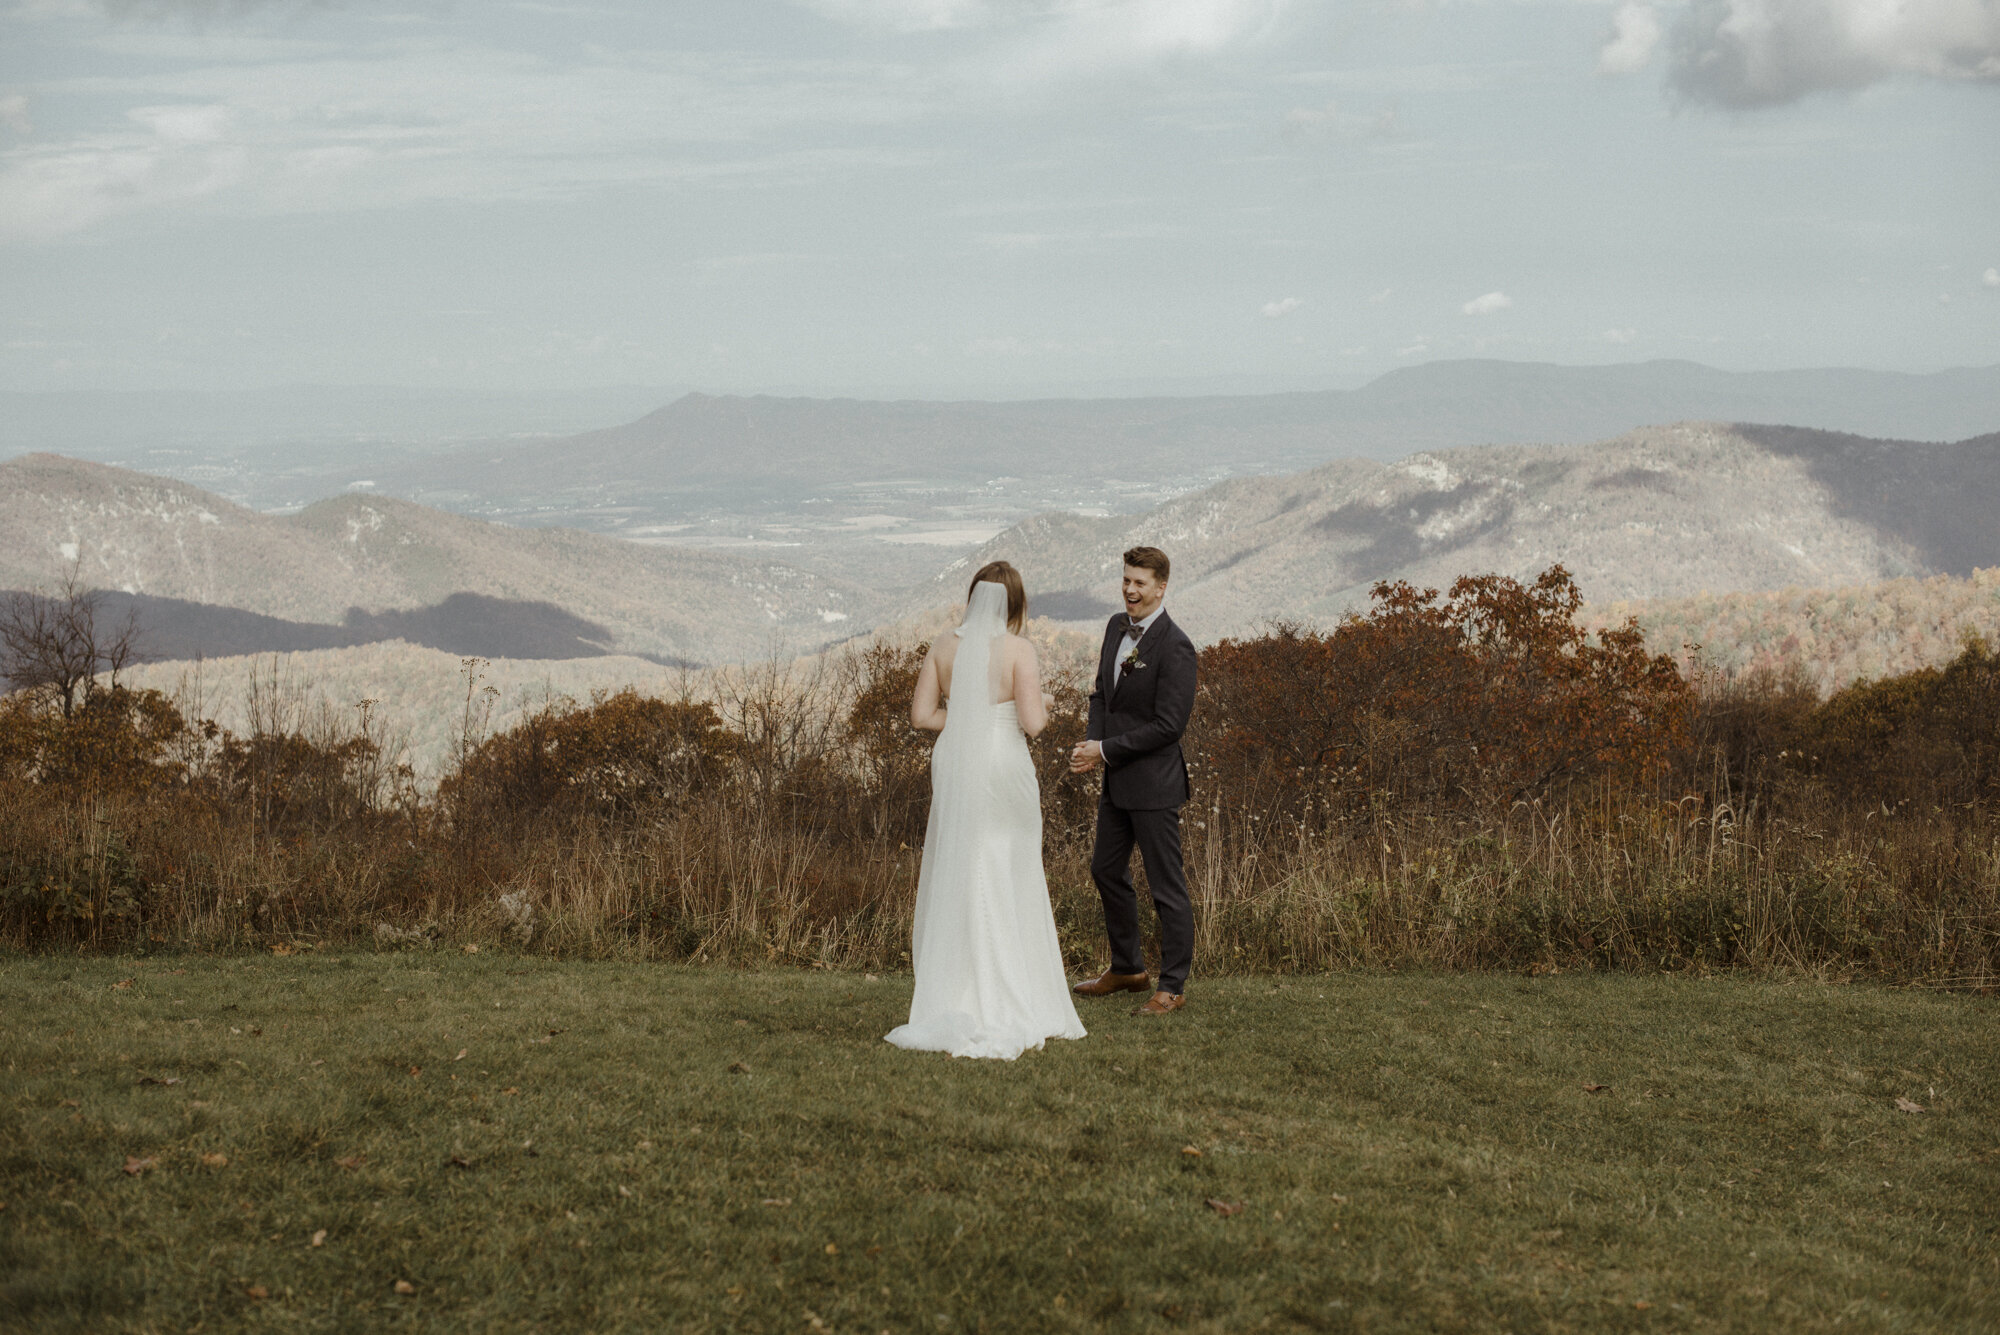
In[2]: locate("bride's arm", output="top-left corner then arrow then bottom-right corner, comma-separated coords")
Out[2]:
910,645 -> 948,732
1013,640 -> 1050,738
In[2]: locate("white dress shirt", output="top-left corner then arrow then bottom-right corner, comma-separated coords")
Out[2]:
1112,603 -> 1165,689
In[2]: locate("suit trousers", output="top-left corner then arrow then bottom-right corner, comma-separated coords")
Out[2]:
1090,794 -> 1194,994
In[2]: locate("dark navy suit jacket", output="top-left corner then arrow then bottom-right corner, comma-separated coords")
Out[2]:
1086,609 -> 1196,811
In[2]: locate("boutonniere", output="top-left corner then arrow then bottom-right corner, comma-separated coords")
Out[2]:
1121,646 -> 1146,672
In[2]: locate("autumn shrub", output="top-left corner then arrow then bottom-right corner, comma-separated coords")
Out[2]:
1191,567 -> 1694,825
442,688 -> 737,826
1800,634 -> 2000,810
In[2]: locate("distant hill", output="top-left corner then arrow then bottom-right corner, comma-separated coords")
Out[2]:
381,359 -> 2000,514
1594,568 -> 2000,690
0,454 -> 873,665
917,422 -> 2000,641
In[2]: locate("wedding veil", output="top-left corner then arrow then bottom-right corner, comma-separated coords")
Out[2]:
929,578 -> 1010,806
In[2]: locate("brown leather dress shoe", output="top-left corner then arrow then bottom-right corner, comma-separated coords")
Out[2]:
1131,991 -> 1185,1016
1074,969 -> 1151,997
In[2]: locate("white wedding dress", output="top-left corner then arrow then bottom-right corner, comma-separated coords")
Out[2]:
886,582 -> 1087,1060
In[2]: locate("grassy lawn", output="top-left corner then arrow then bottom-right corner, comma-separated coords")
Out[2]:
1,953 -> 1994,1334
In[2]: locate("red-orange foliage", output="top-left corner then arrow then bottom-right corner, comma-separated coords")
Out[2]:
444,688 -> 736,823
0,684 -> 202,795
1194,566 -> 1693,814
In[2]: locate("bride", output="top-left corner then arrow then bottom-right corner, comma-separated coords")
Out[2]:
885,562 -> 1087,1060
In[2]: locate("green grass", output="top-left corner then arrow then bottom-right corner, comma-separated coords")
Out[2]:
1,953 -> 1994,1334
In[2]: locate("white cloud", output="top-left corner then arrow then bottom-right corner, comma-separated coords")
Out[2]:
0,46 -> 943,239
984,0 -> 1287,83
1283,98 -> 1399,142
801,0 -> 1288,76
0,103 -> 247,239
1667,0 -> 2000,108
1368,286 -> 1392,303
1597,3 -> 1661,76
0,94 -> 31,136
795,0 -> 991,30
128,103 -> 232,143
1462,290 -> 1511,316
1602,327 -> 1636,343
1984,267 -> 2000,287
1261,295 -> 1301,317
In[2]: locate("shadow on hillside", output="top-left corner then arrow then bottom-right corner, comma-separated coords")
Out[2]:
1,590 -> 698,666
1737,423 -> 2000,575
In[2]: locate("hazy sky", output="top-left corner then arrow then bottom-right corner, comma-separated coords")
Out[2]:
3,0 -> 1996,397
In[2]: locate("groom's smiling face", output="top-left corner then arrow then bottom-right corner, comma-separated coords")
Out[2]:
1121,564 -> 1166,621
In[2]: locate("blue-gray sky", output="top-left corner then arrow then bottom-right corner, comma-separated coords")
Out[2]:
2,0 -> 1996,396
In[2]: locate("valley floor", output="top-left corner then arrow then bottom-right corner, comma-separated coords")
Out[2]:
1,956 -> 1994,1334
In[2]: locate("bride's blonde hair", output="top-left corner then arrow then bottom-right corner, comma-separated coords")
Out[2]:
968,561 -> 1026,633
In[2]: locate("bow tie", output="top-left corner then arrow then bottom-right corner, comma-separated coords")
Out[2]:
1122,614 -> 1147,637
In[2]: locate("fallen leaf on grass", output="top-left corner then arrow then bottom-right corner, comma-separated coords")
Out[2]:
462,944 -> 479,954
334,1155 -> 366,1170
454,1049 -> 468,1061
501,1087 -> 520,1096
200,1153 -> 229,1168
805,1310 -> 830,1332
1205,1199 -> 1244,1217
58,1099 -> 79,1108
762,1197 -> 792,1207
1634,1300 -> 1653,1310
270,943 -> 293,957
1181,1145 -> 1203,1158
409,1066 -> 422,1078
310,1229 -> 327,1247
1582,1083 -> 1611,1094
728,1062 -> 751,1074
138,1076 -> 182,1087
393,1280 -> 416,1295
245,1285 -> 269,1300
1895,1097 -> 1925,1114
448,1155 -> 474,1169
617,1184 -> 633,1198
725,1286 -> 745,1297
823,1243 -> 839,1255
112,978 -> 134,990
122,1156 -> 157,1176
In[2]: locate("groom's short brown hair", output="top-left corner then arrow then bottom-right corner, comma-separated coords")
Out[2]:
1122,546 -> 1170,583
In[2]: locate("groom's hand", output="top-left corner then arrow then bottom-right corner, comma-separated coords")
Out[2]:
1069,740 -> 1104,773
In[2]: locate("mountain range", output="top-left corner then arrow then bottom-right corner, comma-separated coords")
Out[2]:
382,359 -> 2000,518
3,357 -> 1998,671
919,422 -> 2000,641
0,454 -> 870,666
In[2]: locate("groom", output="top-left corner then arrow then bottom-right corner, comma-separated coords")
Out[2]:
1069,546 -> 1197,1016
